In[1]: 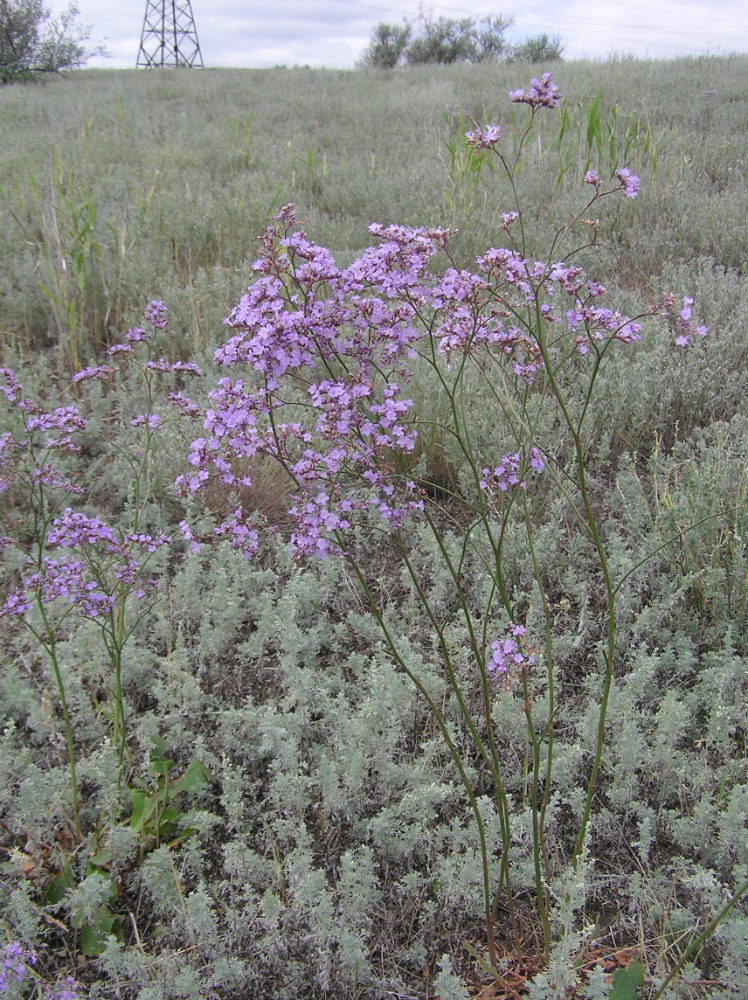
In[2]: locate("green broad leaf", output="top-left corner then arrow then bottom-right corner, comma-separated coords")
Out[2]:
586,91 -> 601,155
150,755 -> 174,778
610,961 -> 642,1000
43,869 -> 75,906
130,788 -> 146,831
141,794 -> 163,826
157,805 -> 180,831
80,910 -> 116,956
171,759 -> 212,796
88,848 -> 112,868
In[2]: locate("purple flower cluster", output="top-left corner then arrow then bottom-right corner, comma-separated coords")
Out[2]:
1,338 -> 177,620
69,302 -> 204,435
44,977 -> 83,1000
509,72 -> 561,109
583,166 -> 640,200
489,623 -> 534,676
480,448 -> 545,494
0,367 -> 22,403
465,124 -> 502,151
615,167 -> 640,198
0,370 -> 88,510
0,943 -> 82,1000
71,364 -> 113,384
174,76 -> 706,562
177,207 -> 442,557
144,299 -> 168,329
131,413 -> 161,430
474,250 -> 647,359
1,941 -> 36,992
665,294 -> 708,347
2,509 -> 168,619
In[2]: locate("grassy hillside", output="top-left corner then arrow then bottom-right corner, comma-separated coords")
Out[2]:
1,57 -> 745,361
0,57 -> 747,999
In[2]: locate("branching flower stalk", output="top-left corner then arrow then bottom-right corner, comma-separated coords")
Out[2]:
177,74 -> 708,973
338,540 -> 519,969
0,369 -> 88,836
0,303 -> 201,819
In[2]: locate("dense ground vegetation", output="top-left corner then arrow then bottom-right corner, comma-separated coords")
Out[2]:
0,56 -> 747,998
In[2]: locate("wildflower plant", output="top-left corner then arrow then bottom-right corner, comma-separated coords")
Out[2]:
0,303 -> 201,834
178,73 -> 713,975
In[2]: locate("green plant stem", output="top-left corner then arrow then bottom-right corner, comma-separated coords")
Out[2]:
521,497 -> 555,960
26,476 -> 81,838
33,611 -> 80,839
339,535 -> 511,972
520,666 -> 551,961
531,297 -> 617,869
393,530 -> 522,958
569,445 -> 616,868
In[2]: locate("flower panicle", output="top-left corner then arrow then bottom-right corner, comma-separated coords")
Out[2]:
489,623 -> 535,676
509,72 -> 561,109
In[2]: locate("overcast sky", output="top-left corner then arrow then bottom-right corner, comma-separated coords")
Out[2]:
48,0 -> 747,69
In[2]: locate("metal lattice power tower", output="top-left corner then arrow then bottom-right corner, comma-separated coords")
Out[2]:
137,1 -> 203,68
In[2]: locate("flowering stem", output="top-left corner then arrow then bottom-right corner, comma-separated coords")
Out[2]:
30,609 -> 80,839
26,477 -> 82,838
340,534 -> 508,972
396,526 -> 524,960
520,664 -> 551,960
528,549 -> 554,872
522,496 -> 555,959
533,313 -> 617,868
106,595 -> 129,790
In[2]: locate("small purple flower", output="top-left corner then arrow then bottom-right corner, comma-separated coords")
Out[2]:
479,449 -> 543,494
488,623 -> 534,676
665,294 -> 708,347
584,170 -> 600,186
131,413 -> 161,430
2,590 -> 34,615
509,73 -> 561,109
71,365 -> 113,384
465,124 -> 502,151
179,520 -> 201,554
168,392 -> 201,417
0,368 -> 23,403
144,300 -> 168,329
615,167 -> 640,198
25,407 -> 86,436
124,531 -> 169,552
44,977 -> 83,1000
48,509 -> 118,548
480,455 -> 523,492
529,447 -> 545,472
0,941 -> 36,991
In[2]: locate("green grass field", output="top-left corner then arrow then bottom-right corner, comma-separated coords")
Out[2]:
1,56 -> 747,999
